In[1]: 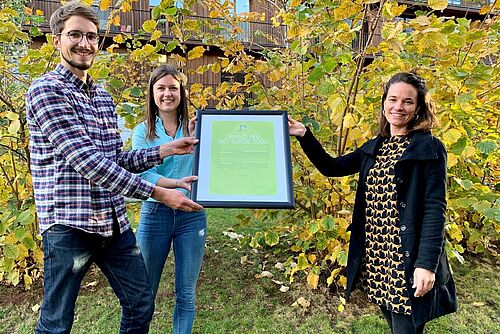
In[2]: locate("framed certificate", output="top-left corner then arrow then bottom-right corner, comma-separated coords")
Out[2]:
191,110 -> 295,208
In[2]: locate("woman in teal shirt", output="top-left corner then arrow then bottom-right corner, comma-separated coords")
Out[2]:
132,65 -> 206,334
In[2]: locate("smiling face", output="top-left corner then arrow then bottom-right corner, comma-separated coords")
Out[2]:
153,74 -> 181,115
383,82 -> 418,136
53,15 -> 98,79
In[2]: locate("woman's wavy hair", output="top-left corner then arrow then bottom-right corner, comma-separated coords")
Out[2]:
379,72 -> 438,137
145,65 -> 189,140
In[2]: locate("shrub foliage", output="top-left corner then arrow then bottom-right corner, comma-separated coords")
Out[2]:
0,0 -> 498,289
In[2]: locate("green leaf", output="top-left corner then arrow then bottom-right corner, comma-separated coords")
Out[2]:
308,67 -> 325,82
165,40 -> 180,52
453,197 -> 476,209
22,236 -> 36,250
321,216 -> 335,231
338,250 -> 348,266
4,244 -> 19,259
308,222 -> 320,234
454,178 -> 474,190
14,227 -> 26,240
264,231 -> 279,246
450,136 -> 467,156
297,253 -> 309,270
477,139 -> 498,155
483,208 -> 500,222
109,78 -> 124,90
151,5 -> 161,19
302,116 -> 320,131
130,87 -> 142,97
164,7 -> 178,16
17,209 -> 32,225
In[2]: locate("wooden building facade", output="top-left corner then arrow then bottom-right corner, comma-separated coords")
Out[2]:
28,0 -> 285,99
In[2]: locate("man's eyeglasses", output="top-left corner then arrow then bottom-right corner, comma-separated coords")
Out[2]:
57,30 -> 99,45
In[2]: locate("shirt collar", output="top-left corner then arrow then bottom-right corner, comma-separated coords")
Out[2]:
55,64 -> 95,93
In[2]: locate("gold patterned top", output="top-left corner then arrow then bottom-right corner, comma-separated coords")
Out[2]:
360,135 -> 411,315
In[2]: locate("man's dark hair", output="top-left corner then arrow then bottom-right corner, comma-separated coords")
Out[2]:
49,0 -> 99,35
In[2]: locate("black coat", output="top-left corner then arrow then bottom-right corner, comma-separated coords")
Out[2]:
297,130 -> 458,327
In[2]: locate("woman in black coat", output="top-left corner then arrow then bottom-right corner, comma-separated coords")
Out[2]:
289,73 -> 457,333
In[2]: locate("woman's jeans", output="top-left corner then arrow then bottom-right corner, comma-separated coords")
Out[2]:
35,225 -> 154,334
380,305 -> 425,334
137,201 -> 207,334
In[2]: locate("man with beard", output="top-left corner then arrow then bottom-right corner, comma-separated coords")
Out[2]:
25,1 -> 202,333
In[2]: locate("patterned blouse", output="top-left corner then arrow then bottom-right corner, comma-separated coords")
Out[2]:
360,135 -> 412,315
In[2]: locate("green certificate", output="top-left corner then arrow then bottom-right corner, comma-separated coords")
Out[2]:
209,121 -> 277,196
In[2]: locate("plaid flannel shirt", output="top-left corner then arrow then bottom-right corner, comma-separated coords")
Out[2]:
26,64 -> 161,236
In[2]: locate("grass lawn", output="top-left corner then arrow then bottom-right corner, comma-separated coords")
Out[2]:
0,208 -> 498,333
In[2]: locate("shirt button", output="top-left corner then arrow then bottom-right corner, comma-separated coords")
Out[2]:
404,251 -> 410,258
400,202 -> 407,208
401,225 -> 407,232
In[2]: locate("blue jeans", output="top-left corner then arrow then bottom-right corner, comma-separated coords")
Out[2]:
380,305 -> 425,334
137,201 -> 206,334
35,225 -> 154,334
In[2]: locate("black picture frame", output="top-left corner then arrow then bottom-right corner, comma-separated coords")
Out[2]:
191,109 -> 295,208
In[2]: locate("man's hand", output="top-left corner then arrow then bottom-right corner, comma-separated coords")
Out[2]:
159,137 -> 199,159
412,267 -> 435,297
151,186 -> 203,212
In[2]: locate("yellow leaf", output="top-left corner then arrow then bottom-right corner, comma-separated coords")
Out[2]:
187,46 -> 205,60
211,62 -> 221,73
151,30 -> 162,41
428,0 -> 448,11
307,271 -> 319,289
337,275 -> 347,287
288,24 -> 310,39
25,7 -> 33,15
443,128 -> 462,144
220,57 -> 230,67
142,19 -> 157,33
80,0 -> 94,6
106,44 -> 118,53
24,273 -> 33,287
112,15 -> 120,27
8,120 -> 20,135
189,83 -> 203,94
268,69 -> 284,82
290,0 -> 302,7
462,146 -> 476,158
99,0 -> 112,11
307,254 -> 317,263
343,113 -> 357,129
113,34 -> 124,44
255,60 -> 268,73
327,268 -> 342,286
121,1 -> 132,12
411,16 -> 431,26
447,153 -> 459,168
